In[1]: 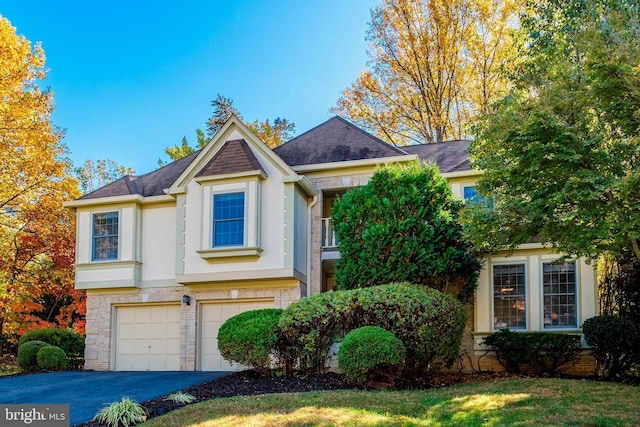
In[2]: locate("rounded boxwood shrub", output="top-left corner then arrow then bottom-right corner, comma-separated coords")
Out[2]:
18,340 -> 50,371
278,283 -> 467,375
217,308 -> 283,375
19,328 -> 84,368
338,326 -> 406,388
582,315 -> 640,378
36,345 -> 67,371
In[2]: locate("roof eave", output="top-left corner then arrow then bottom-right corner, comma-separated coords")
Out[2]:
63,194 -> 175,209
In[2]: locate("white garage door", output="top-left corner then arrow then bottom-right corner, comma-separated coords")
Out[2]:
114,305 -> 181,371
199,300 -> 274,371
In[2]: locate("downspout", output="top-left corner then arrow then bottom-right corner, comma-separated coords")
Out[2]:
306,195 -> 319,298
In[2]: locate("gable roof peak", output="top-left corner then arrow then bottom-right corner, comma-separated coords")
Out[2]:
195,138 -> 265,178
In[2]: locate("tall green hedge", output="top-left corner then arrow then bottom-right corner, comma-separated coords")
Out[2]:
278,283 -> 467,375
332,162 -> 482,302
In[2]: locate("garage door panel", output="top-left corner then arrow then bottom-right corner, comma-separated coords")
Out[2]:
199,300 -> 274,371
134,308 -> 151,322
115,305 -> 181,371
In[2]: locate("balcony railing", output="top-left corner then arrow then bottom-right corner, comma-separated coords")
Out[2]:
321,218 -> 339,248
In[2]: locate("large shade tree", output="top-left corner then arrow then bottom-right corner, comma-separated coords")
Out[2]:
332,162 -> 481,302
465,0 -> 640,262
333,0 -> 519,145
0,16 -> 84,346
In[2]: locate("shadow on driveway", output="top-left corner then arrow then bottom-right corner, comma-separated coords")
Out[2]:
0,370 -> 229,426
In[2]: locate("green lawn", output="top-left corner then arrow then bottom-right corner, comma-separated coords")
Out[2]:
142,377 -> 640,426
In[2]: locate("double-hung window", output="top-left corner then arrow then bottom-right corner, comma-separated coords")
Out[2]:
92,211 -> 119,261
493,264 -> 526,329
543,262 -> 577,328
212,192 -> 245,247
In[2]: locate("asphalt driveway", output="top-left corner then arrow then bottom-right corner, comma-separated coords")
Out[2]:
0,370 -> 229,426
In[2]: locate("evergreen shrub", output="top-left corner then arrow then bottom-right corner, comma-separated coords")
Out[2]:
483,329 -> 581,374
19,328 -> 84,368
582,315 -> 640,378
17,340 -> 50,371
278,283 -> 467,375
36,345 -> 67,371
217,308 -> 283,374
338,326 -> 405,388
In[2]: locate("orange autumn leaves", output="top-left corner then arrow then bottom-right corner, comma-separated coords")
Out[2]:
0,15 -> 84,343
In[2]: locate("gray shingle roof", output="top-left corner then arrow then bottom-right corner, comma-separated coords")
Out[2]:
78,150 -> 201,199
403,140 -> 472,173
196,139 -> 265,177
272,116 -> 407,166
76,119 -> 473,201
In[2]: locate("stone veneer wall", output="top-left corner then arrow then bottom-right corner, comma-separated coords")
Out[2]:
84,285 -> 301,371
445,303 -> 596,377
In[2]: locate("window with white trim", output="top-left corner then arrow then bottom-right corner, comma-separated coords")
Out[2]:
92,211 -> 119,261
463,185 -> 478,202
212,192 -> 245,247
543,262 -> 577,328
493,264 -> 526,329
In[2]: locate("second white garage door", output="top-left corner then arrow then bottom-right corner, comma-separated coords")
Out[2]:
199,299 -> 274,371
114,304 -> 181,371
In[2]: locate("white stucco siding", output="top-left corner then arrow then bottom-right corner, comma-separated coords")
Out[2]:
181,145 -> 289,276
76,210 -> 92,265
140,204 -> 176,281
77,266 -> 135,282
75,205 -> 138,265
120,206 -> 136,261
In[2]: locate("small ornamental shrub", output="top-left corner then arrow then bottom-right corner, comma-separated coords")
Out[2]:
94,397 -> 147,427
338,326 -> 406,388
36,345 -> 67,371
218,308 -> 283,375
483,329 -> 581,374
278,283 -> 466,375
582,315 -> 640,378
17,340 -> 50,371
19,328 -> 84,368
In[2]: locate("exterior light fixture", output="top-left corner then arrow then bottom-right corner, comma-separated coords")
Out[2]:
182,295 -> 191,305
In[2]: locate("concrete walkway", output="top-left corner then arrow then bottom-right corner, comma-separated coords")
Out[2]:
0,370 -> 229,426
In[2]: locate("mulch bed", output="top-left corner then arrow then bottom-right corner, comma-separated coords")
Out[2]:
74,370 -> 512,427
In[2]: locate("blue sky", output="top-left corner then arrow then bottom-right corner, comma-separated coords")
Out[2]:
2,1 -> 377,175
